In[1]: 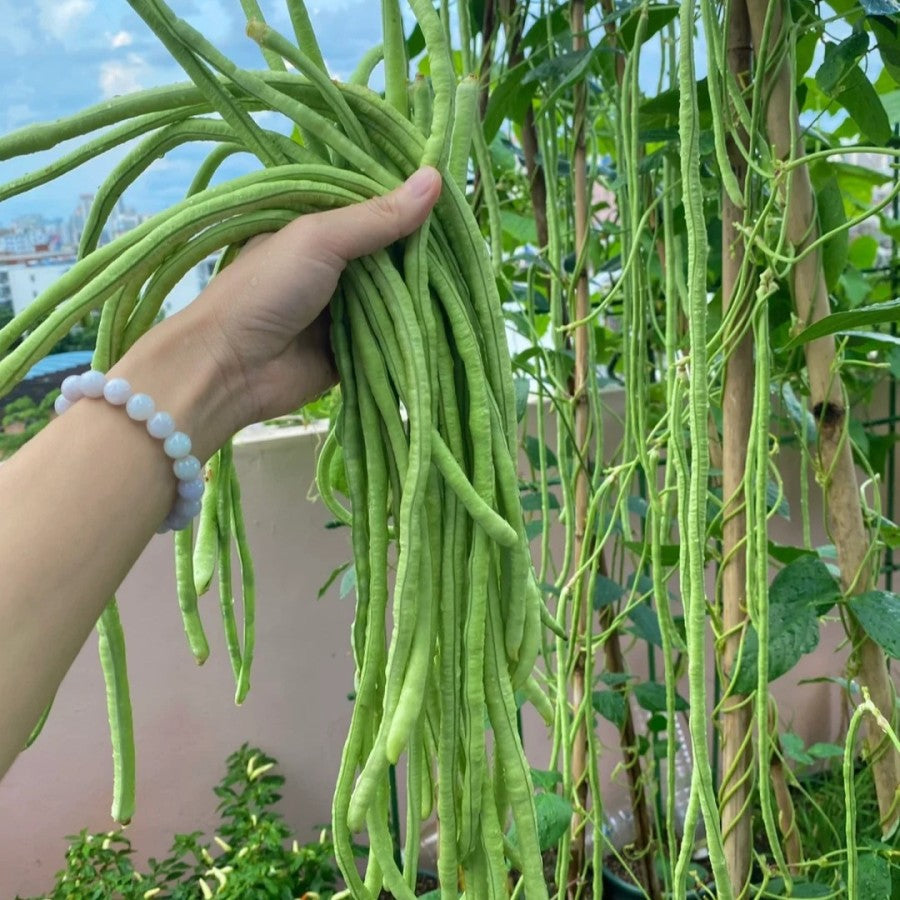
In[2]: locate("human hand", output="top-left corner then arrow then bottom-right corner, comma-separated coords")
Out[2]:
190,166 -> 442,430
110,167 -> 442,461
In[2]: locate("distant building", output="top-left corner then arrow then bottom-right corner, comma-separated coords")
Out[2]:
0,193 -> 217,320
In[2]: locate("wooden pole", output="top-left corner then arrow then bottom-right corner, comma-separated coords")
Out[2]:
719,0 -> 755,892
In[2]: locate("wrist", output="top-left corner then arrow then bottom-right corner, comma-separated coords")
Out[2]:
108,307 -> 246,463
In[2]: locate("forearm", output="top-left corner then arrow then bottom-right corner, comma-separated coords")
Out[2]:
0,306 -> 237,779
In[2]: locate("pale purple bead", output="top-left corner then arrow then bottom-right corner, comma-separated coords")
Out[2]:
178,477 -> 205,501
125,393 -> 155,421
173,455 -> 201,481
174,497 -> 202,519
79,370 -> 106,398
60,375 -> 83,402
156,519 -> 172,535
103,378 -> 131,405
54,395 -> 72,415
164,431 -> 191,459
147,411 -> 175,440
167,513 -> 192,532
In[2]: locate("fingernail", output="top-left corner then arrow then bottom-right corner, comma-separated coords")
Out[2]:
405,166 -> 440,197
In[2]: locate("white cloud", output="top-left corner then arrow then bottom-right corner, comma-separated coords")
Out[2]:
110,31 -> 133,49
38,0 -> 95,44
99,53 -> 151,98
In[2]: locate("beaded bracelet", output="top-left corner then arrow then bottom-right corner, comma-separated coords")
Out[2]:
55,370 -> 205,533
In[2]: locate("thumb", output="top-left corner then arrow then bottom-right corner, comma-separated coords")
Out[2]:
304,166 -> 442,263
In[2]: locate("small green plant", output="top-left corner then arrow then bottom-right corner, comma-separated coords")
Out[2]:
21,745 -> 339,900
0,390 -> 60,458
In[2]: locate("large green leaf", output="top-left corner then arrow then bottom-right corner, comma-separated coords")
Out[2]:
782,298 -> 900,349
592,690 -> 627,728
848,590 -> 900,657
816,31 -> 869,99
871,17 -> 900,83
633,681 -> 689,713
619,4 -> 679,50
771,555 -> 842,616
507,792 -> 572,853
837,67 -> 892,142
483,64 -> 536,144
813,168 -> 849,292
815,36 -> 891,141
815,32 -> 870,95
855,852 -> 891,898
731,557 -> 838,694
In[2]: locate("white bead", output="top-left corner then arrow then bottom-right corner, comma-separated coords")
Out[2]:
60,375 -> 84,402
173,455 -> 202,480
125,393 -> 155,421
103,378 -> 132,405
178,477 -> 205,501
54,395 -> 72,415
147,412 -> 175,439
79,370 -> 106,398
164,431 -> 191,459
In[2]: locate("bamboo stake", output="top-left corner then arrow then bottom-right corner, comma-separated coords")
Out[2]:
568,0 -> 592,891
745,0 -> 900,837
719,0 -> 756,891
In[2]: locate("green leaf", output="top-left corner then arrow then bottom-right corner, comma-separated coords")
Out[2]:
732,556 -> 836,693
840,266 -> 873,306
523,435 -> 558,470
815,32 -> 869,96
619,5 -> 679,50
633,681 -> 689,713
530,768 -> 563,791
627,603 -> 663,647
339,564 -> 356,600
534,792 -> 573,852
856,852 -> 891,898
806,741 -> 845,759
814,171 -> 849,291
782,298 -> 900,349
770,555 -> 841,616
599,671 -> 632,687
592,690 -> 627,728
768,541 -> 816,565
767,480 -> 791,519
514,377 -> 530,422
871,18 -> 900,84
848,590 -> 900,657
317,562 -> 351,600
836,66 -> 892,143
848,234 -> 880,269
593,574 -> 624,609
781,731 -> 814,765
508,792 -> 572,853
501,210 -> 538,246
483,64 -> 536,144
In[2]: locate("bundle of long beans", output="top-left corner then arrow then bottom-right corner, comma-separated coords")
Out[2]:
0,1 -> 553,896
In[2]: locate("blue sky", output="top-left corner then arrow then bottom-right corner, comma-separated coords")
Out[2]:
0,0 -> 385,224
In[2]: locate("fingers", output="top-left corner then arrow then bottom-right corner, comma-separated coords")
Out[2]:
301,166 -> 443,263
